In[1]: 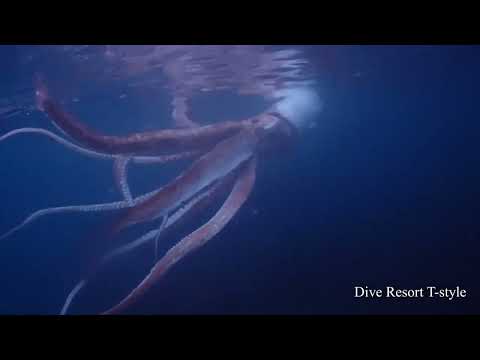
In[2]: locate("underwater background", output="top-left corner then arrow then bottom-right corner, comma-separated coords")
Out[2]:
0,45 -> 479,315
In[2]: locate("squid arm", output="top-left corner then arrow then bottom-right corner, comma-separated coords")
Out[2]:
35,77 -> 254,156
0,186 -> 164,242
113,157 -> 133,203
60,174 -> 234,315
0,127 -> 199,163
113,128 -> 258,231
102,157 -> 257,315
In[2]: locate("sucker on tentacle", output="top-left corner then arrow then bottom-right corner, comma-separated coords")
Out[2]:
113,157 -> 133,203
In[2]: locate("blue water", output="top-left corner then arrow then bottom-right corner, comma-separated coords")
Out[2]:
0,45 -> 479,314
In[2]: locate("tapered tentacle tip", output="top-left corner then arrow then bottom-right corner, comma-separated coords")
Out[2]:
60,279 -> 87,315
0,227 -> 16,241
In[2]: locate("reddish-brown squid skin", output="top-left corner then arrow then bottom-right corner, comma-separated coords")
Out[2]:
36,79 -> 257,156
102,157 -> 257,315
83,128 -> 257,312
32,78 -> 298,315
112,128 -> 258,232
69,173 -> 236,313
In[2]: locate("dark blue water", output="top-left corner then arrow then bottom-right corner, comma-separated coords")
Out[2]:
0,45 -> 479,314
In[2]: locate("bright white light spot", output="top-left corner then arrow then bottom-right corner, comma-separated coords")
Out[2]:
271,86 -> 323,130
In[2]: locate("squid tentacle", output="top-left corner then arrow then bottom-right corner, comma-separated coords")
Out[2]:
115,128 -> 258,230
0,187 -> 164,242
113,157 -> 133,203
132,152 -> 199,164
154,215 -> 168,262
0,128 -> 203,240
60,280 -> 87,315
0,127 -> 117,160
0,127 -> 199,163
0,124 -> 227,241
35,76 -> 254,156
60,178 -> 229,315
102,157 -> 256,315
101,177 -> 228,264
